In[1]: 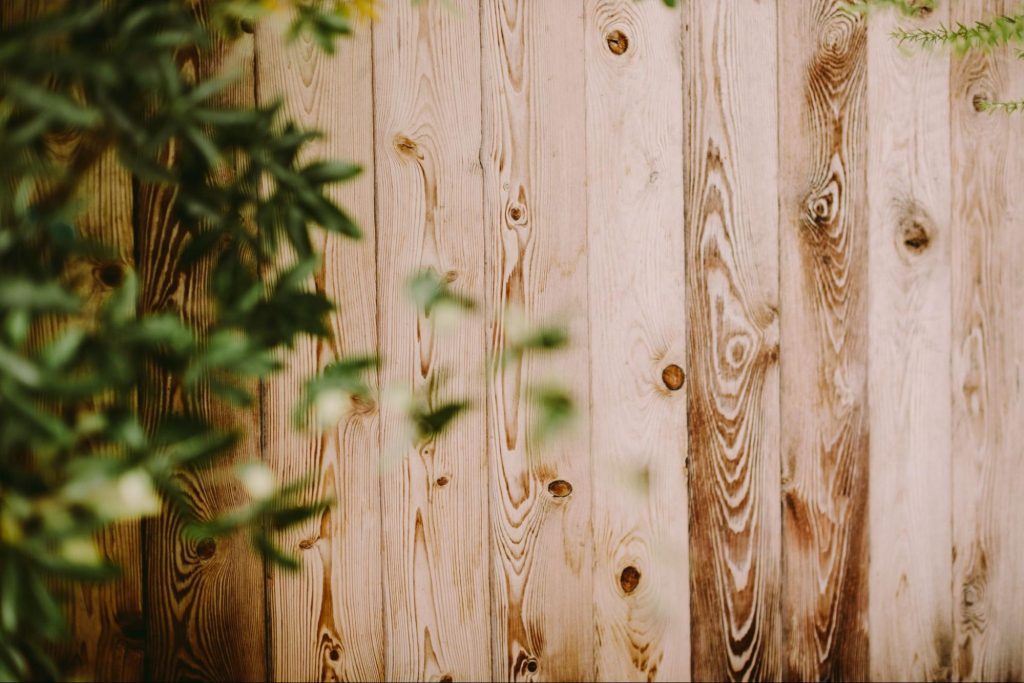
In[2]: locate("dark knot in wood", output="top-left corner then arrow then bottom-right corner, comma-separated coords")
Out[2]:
547,479 -> 573,497
606,30 -> 628,55
619,565 -> 641,594
662,364 -> 685,391
195,537 -> 217,560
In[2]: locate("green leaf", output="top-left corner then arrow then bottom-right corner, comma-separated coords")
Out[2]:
302,160 -> 362,184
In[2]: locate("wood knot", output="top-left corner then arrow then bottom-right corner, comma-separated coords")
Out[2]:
605,30 -> 628,55
240,18 -> 255,33
525,658 -> 538,673
96,262 -> 125,288
115,610 -> 145,646
619,565 -> 641,594
661,364 -> 685,391
328,648 -> 340,662
298,538 -> 317,550
436,475 -> 449,487
547,479 -> 572,498
350,394 -> 376,415
901,220 -> 931,254
444,269 -> 459,283
394,134 -> 421,157
896,202 -> 934,257
506,202 -> 527,226
972,93 -> 989,112
195,537 -> 217,560
439,676 -> 453,683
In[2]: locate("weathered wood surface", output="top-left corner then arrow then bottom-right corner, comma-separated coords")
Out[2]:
481,1 -> 593,681
27,0 -> 1024,680
586,0 -> 689,681
867,5 -> 952,682
138,18 -> 267,682
254,9 -> 383,682
779,1 -> 870,679
372,2 -> 492,681
950,1 -> 1024,680
684,0 -> 781,680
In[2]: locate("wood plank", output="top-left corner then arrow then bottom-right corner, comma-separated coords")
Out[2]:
866,5 -> 952,681
372,3 -> 491,680
950,1 -> 1024,679
778,1 -> 870,680
253,9 -> 384,682
139,22 -> 267,682
683,1 -> 781,680
0,2 -> 144,680
583,1 -> 688,680
480,1 -> 592,680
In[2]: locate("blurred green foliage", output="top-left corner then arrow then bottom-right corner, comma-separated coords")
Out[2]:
0,1 -> 380,679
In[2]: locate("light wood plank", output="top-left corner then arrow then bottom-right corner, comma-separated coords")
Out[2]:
950,1 -> 1024,679
0,3 -> 144,680
583,1 -> 689,680
684,1 -> 782,680
480,2 -> 593,680
866,6 -> 953,681
139,22 -> 267,682
778,1 -> 871,679
372,3 -> 492,680
254,10 -> 383,682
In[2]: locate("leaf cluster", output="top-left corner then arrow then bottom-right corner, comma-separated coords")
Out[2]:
0,1 -> 376,679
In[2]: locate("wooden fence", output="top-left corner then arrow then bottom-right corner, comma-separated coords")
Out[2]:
25,0 -> 1024,680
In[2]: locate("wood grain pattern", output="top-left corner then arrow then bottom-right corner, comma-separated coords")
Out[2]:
0,3 -> 144,680
778,1 -> 870,680
684,1 -> 782,680
372,3 -> 491,680
254,10 -> 384,682
584,1 -> 689,680
139,23 -> 267,682
480,2 -> 593,681
950,2 -> 1024,679
867,6 -> 953,681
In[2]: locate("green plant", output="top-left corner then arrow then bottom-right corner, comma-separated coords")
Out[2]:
850,0 -> 1024,111
0,1 -> 583,679
0,0 -> 395,679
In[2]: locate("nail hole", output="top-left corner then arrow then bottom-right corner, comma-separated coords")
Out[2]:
97,262 -> 125,288
619,565 -> 641,594
661,364 -> 685,391
606,29 -> 628,55
548,480 -> 572,498
196,537 -> 216,560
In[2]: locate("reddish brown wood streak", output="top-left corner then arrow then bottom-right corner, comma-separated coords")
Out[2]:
779,1 -> 869,680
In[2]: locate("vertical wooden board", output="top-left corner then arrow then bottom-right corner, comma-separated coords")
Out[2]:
778,1 -> 870,680
683,1 -> 781,680
584,1 -> 688,681
373,3 -> 491,680
254,11 -> 383,682
480,2 -> 592,681
0,3 -> 144,680
866,6 -> 952,682
950,1 -> 1024,679
139,27 -> 267,682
